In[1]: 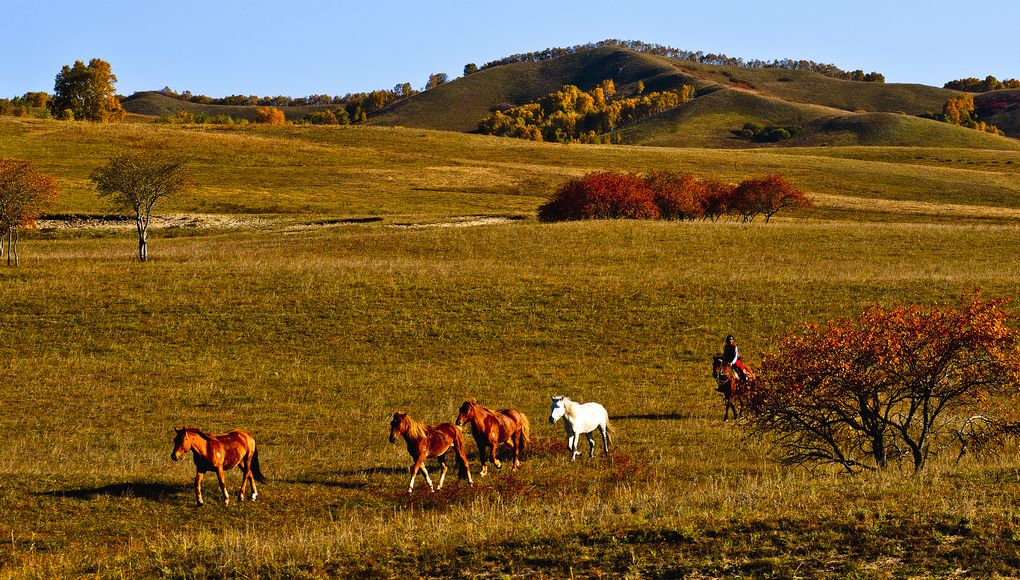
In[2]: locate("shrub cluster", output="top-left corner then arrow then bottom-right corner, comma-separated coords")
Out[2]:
944,75 -> 1020,93
538,171 -> 811,223
923,94 -> 1002,135
156,111 -> 248,125
735,122 -> 803,142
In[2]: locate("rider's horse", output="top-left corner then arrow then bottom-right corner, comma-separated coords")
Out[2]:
713,357 -> 744,421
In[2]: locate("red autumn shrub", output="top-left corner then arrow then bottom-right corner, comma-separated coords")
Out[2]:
699,179 -> 736,221
645,171 -> 705,220
732,174 -> 812,222
538,171 -> 659,222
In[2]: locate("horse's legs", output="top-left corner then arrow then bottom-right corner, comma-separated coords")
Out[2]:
436,454 -> 448,491
408,456 -> 426,494
600,424 -> 611,455
489,436 -> 502,470
567,433 -> 577,461
585,432 -> 596,458
511,432 -> 522,471
215,467 -> 229,506
238,458 -> 250,502
194,472 -> 204,506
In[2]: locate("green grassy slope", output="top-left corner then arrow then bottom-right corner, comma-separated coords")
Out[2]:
976,89 -> 1020,137
2,117 -> 1020,223
121,91 -> 334,121
367,47 -> 694,132
620,88 -> 1020,150
670,61 -> 958,114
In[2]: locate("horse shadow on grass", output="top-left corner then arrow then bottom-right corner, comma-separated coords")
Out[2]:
282,466 -> 408,490
37,481 -> 188,502
614,411 -> 694,421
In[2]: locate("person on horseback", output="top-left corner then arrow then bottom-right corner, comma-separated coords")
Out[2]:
723,335 -> 751,382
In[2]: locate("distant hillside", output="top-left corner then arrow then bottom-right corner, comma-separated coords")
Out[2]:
976,89 -> 1020,137
122,92 -> 333,121
121,45 -> 1020,149
617,88 -> 1020,150
370,46 -> 1019,147
367,47 -> 696,132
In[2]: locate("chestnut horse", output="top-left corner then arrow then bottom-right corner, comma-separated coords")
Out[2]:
171,427 -> 265,506
389,412 -> 473,494
455,400 -> 531,475
713,357 -> 748,421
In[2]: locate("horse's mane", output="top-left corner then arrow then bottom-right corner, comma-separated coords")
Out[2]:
182,427 -> 215,441
403,415 -> 428,440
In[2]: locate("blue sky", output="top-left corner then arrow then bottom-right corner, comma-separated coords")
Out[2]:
2,0 -> 1018,98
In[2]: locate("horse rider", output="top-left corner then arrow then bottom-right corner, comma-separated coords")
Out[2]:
722,335 -> 751,382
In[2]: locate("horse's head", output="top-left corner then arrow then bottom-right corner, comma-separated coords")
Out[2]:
549,396 -> 567,424
170,426 -> 191,461
389,412 -> 408,444
712,357 -> 724,379
455,400 -> 477,426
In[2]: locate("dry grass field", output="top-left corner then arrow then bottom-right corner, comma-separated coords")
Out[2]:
2,117 -> 1020,577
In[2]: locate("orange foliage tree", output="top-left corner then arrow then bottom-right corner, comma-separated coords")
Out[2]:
744,293 -> 1020,473
0,159 -> 60,266
51,58 -> 124,122
731,174 -> 812,223
255,107 -> 286,125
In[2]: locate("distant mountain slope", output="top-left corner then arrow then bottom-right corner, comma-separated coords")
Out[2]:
122,92 -> 332,121
121,45 -> 1020,149
367,47 -> 699,132
976,89 -> 1020,137
619,88 -> 1020,150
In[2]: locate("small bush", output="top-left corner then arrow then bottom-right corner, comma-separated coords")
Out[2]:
255,107 -> 286,125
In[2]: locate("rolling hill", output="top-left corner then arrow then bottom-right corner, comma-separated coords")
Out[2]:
120,45 -> 1020,149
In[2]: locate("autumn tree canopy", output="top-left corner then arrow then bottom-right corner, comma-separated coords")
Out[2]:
0,159 -> 60,266
51,58 -> 124,122
744,294 -> 1020,473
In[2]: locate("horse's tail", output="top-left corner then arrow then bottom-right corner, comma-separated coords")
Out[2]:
452,426 -> 471,479
251,447 -> 267,483
518,411 -> 532,453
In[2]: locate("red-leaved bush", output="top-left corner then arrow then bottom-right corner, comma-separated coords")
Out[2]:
539,171 -> 810,223
538,171 -> 660,221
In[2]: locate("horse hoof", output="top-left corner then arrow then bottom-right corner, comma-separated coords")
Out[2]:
251,493 -> 258,501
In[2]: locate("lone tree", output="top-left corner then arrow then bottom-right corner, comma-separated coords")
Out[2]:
745,293 -> 1020,473
0,159 -> 60,266
90,149 -> 188,262
51,58 -> 124,122
731,175 -> 812,223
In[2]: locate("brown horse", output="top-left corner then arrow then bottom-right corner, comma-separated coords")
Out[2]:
713,357 -> 750,421
389,412 -> 473,494
171,427 -> 265,506
455,400 -> 531,475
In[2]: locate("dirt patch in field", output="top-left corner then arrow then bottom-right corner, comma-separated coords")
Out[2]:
388,216 -> 525,229
37,213 -> 272,230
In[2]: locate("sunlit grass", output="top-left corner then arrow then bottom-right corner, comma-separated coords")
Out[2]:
2,218 -> 1020,575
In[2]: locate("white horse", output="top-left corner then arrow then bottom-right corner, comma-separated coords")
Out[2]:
548,396 -> 611,460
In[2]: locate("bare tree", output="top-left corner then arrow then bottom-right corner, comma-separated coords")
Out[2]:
0,159 -> 60,266
90,149 -> 188,262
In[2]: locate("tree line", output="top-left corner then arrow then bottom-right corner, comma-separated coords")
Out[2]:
479,39 -> 885,83
538,171 -> 811,223
923,94 -> 1001,135
944,76 -> 1020,93
477,80 -> 695,144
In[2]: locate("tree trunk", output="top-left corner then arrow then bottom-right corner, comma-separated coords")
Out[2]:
138,227 -> 147,262
135,213 -> 148,262
11,229 -> 18,267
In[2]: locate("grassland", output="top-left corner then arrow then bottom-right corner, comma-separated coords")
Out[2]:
2,116 -> 1020,576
